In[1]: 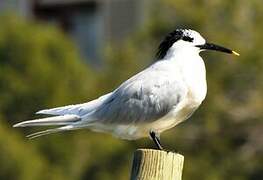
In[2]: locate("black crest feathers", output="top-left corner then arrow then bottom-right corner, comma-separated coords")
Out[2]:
156,29 -> 194,59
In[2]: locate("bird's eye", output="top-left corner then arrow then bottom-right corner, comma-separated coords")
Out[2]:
182,36 -> 194,42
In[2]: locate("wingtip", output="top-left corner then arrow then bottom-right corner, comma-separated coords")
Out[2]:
13,123 -> 23,127
35,110 -> 44,115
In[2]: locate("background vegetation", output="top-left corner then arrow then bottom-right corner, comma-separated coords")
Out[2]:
0,0 -> 262,179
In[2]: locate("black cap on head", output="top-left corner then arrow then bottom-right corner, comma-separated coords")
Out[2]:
156,29 -> 194,59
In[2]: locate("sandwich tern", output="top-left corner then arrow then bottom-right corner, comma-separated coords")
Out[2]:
14,29 -> 239,149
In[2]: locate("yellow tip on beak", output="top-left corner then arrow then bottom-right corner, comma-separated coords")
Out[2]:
232,51 -> 240,56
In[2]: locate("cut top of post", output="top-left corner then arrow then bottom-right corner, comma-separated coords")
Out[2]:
130,149 -> 184,180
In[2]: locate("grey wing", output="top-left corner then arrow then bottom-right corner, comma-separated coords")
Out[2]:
91,70 -> 187,125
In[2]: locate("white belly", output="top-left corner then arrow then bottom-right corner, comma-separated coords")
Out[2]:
149,91 -> 202,133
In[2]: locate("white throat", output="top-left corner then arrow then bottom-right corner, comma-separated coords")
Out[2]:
164,45 -> 207,103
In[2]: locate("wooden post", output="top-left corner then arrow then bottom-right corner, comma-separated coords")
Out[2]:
130,149 -> 184,180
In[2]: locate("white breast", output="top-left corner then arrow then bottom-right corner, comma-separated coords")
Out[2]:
146,52 -> 207,134
181,55 -> 207,103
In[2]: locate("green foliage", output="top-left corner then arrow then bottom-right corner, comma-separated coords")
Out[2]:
0,15 -> 96,122
0,0 -> 263,179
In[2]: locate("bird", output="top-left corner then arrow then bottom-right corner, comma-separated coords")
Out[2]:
13,29 -> 239,150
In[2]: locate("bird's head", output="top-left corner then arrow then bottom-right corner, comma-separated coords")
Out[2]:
156,29 -> 239,59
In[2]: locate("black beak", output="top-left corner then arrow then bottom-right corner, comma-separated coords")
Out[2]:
196,43 -> 239,56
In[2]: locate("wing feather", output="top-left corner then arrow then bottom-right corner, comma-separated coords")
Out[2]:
36,92 -> 113,116
91,67 -> 187,125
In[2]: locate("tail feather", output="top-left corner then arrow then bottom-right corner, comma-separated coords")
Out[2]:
26,125 -> 73,139
26,123 -> 92,139
13,115 -> 80,127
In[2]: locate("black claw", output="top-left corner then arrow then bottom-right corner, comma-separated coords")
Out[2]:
150,131 -> 163,150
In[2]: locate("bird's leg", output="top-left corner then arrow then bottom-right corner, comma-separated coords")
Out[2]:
149,131 -> 163,150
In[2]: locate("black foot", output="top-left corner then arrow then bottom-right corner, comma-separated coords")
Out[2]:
149,131 -> 163,150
